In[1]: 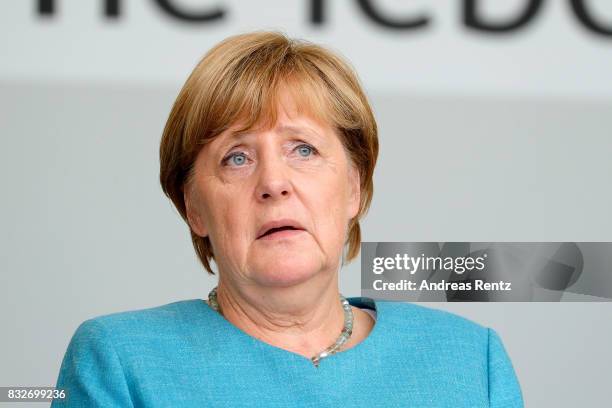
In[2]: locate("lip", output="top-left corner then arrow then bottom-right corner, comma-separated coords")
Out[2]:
256,218 -> 306,239
257,229 -> 305,241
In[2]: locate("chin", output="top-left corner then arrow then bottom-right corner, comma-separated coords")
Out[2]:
249,257 -> 322,288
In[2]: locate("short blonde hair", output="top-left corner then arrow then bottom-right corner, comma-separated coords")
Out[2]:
159,31 -> 378,275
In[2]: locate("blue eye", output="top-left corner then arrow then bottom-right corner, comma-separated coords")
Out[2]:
224,152 -> 247,167
296,144 -> 315,157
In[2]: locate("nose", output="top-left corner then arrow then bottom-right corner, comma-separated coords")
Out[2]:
254,153 -> 293,203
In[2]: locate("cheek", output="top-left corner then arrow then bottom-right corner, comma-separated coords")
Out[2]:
201,181 -> 252,242
302,169 -> 351,232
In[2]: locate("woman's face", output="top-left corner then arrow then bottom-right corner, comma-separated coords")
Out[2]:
184,90 -> 360,288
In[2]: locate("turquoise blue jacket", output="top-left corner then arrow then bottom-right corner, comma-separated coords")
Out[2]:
51,298 -> 524,407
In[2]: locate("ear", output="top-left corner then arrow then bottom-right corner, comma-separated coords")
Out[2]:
347,164 -> 361,220
183,183 -> 208,238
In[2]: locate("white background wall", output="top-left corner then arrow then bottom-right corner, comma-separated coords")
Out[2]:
1,1 -> 611,406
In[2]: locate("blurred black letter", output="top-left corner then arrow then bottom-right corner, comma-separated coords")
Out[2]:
153,0 -> 225,23
38,0 -> 53,14
463,0 -> 544,33
310,0 -> 325,25
38,0 -> 121,17
355,0 -> 429,30
570,0 -> 612,37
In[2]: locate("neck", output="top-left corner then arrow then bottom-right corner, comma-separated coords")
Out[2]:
214,273 -> 347,359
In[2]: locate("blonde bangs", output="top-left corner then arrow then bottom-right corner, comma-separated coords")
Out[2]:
185,43 -> 338,147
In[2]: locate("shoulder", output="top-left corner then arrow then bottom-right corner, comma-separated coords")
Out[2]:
374,300 -> 489,345
84,299 -> 206,330
53,300 -> 209,406
57,299 -> 210,381
362,303 -> 523,405
370,300 -> 505,381
68,299 -> 210,351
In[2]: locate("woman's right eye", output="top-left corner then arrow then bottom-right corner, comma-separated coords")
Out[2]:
222,152 -> 248,167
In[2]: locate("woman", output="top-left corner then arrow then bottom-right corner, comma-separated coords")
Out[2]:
52,31 -> 524,407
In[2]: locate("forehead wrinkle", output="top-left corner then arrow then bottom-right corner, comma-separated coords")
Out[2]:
275,124 -> 325,143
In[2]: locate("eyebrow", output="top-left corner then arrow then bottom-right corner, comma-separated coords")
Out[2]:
214,124 -> 324,160
214,129 -> 252,153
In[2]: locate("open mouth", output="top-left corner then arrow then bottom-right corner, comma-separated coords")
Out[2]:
258,226 -> 303,239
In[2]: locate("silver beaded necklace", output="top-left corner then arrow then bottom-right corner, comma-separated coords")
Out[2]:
206,286 -> 354,367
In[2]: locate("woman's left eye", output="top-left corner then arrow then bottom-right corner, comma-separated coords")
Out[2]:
295,144 -> 316,158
